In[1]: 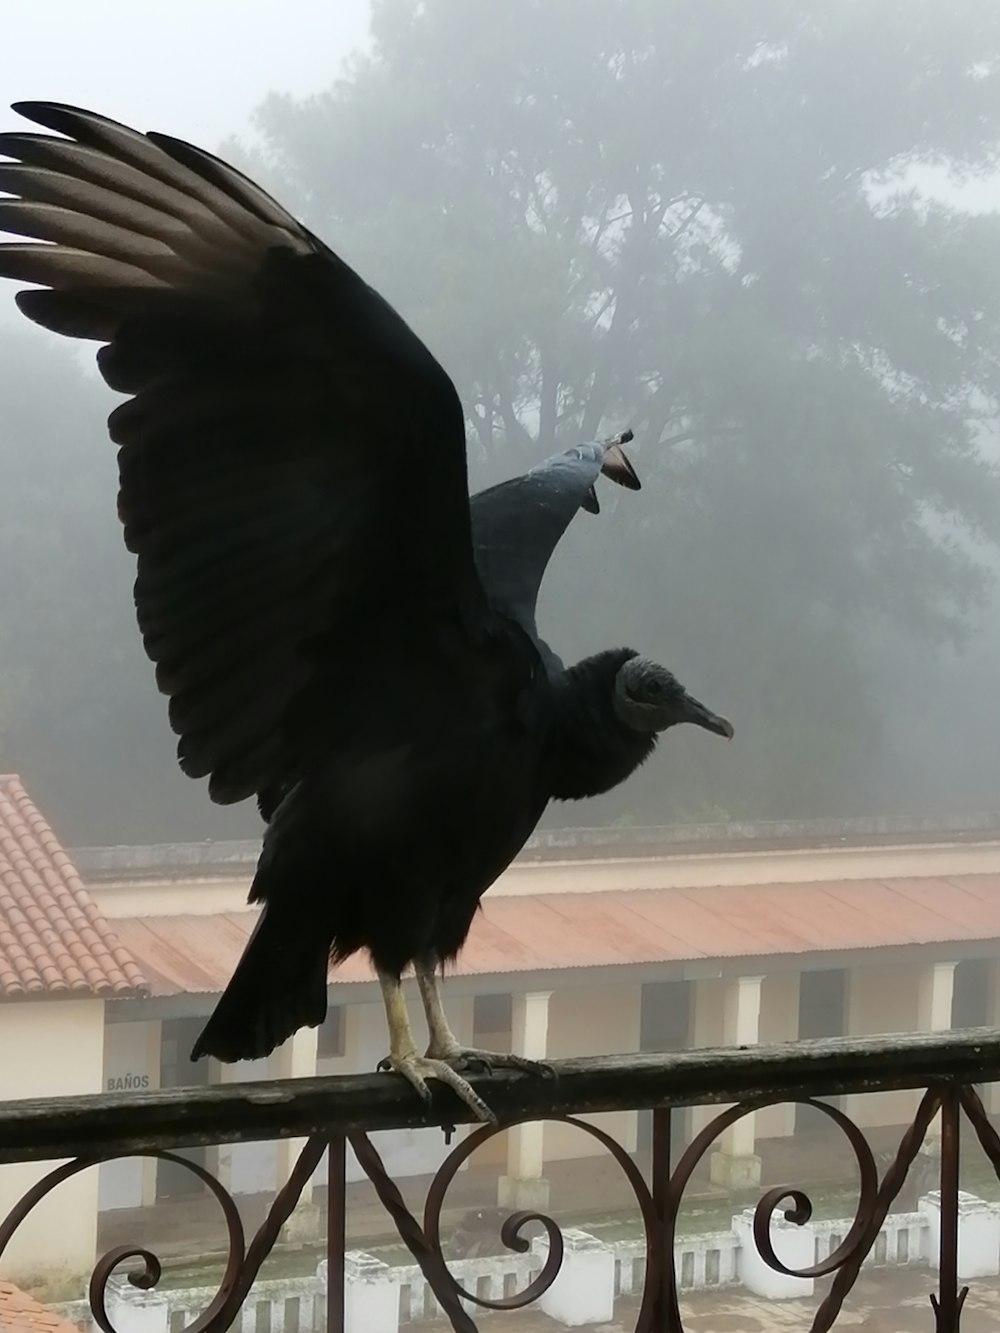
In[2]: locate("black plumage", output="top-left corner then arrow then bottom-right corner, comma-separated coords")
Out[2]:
0,103 -> 733,1120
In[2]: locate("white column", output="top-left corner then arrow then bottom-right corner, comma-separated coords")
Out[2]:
733,1208 -> 814,1299
918,961 -> 957,1148
918,962 -> 957,1033
985,962 -> 1000,1115
271,1024 -> 320,1207
320,1253 -> 401,1333
688,978 -> 725,1137
710,975 -> 763,1188
843,968 -> 867,1127
498,991 -> 551,1210
212,1056 -> 242,1193
533,1229 -> 615,1325
757,974 -> 799,1140
104,1276 -> 169,1333
922,1191 -> 1000,1279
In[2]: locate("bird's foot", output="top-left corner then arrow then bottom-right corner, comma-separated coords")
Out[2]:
426,1042 -> 556,1080
377,1050 -> 498,1125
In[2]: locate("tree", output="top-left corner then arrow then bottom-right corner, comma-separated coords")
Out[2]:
235,0 -> 1000,820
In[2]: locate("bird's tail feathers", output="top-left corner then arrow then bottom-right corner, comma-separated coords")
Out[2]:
191,906 -> 330,1064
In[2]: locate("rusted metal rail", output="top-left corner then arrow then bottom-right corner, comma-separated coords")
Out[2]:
3,1028 -> 1000,1332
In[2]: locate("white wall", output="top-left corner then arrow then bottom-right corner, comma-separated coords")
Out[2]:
98,1021 -> 160,1211
0,999 -> 104,1284
214,1055 -> 279,1194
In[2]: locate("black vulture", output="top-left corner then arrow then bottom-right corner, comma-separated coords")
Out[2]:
0,103 -> 733,1122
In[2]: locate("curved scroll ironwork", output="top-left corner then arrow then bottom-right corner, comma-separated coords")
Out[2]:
355,1091 -> 960,1333
348,1129 -> 478,1333
0,1149 -> 245,1333
0,1135 -> 327,1333
2,1080 -> 993,1333
348,1116 -> 663,1331
659,1090 -> 944,1333
750,1101 -> 880,1280
424,1116 -> 659,1317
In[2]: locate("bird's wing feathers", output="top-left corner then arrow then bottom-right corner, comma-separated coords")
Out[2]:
471,440 -> 638,671
0,102 -> 483,804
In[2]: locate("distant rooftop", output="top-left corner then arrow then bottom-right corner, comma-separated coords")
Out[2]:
0,775 -> 148,1001
70,811 -> 1000,881
0,1281 -> 80,1333
115,867 -> 1000,997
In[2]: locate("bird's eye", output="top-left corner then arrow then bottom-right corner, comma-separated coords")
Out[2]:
646,680 -> 665,700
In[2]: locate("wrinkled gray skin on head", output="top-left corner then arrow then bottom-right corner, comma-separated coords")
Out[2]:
613,655 -> 735,738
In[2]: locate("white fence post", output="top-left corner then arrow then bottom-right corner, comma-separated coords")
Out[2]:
920,1190 -> 1000,1279
101,1276 -> 169,1333
319,1251 -> 400,1333
732,1207 -> 815,1300
50,1201 -> 948,1332
531,1227 -> 615,1327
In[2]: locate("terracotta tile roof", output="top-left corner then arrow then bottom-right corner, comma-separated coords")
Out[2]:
112,872 -> 1000,997
0,775 -> 147,1001
0,1281 -> 80,1333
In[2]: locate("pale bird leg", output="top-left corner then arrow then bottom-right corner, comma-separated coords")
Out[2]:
416,958 -> 555,1079
375,967 -> 496,1125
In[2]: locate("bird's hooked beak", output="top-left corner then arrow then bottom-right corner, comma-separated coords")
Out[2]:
601,428 -> 641,491
680,692 -> 735,740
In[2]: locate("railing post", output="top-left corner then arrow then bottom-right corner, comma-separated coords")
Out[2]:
327,1134 -> 347,1333
931,1086 -> 968,1331
102,1275 -> 168,1333
651,1106 -> 673,1332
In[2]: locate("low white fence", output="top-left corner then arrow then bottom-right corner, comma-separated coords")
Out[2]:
50,1190 -> 1000,1331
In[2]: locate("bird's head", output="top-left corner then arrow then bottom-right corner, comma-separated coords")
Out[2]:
613,654 -> 734,739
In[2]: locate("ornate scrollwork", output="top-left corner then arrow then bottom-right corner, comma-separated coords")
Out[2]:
659,1089 -> 947,1332
2,1082 -> 992,1333
0,1135 -> 328,1333
750,1100 -> 880,1281
351,1115 -> 663,1328
0,1149 -> 246,1333
345,1093 -> 964,1333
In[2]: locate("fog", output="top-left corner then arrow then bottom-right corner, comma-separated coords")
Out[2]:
1,0 -> 1000,844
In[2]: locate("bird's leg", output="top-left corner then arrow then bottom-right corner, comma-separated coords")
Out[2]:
416,958 -> 555,1079
374,968 -> 497,1124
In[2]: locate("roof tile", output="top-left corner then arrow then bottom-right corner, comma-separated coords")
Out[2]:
0,1281 -> 80,1333
0,776 -> 147,1001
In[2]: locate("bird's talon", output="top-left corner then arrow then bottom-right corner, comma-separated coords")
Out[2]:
460,1054 -> 494,1074
433,1047 -> 552,1080
384,1052 -> 496,1123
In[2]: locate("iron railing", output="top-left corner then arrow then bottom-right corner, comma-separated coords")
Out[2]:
3,1027 -> 1000,1332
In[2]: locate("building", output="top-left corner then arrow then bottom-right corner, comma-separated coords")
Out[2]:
0,776 -> 147,1283
2,773 -> 1000,1282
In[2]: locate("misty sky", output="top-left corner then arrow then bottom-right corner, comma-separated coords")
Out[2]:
0,0 -> 998,842
2,0 -> 998,222
0,0 -> 371,147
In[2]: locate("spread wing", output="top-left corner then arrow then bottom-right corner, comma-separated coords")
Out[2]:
470,435 -> 639,673
0,101 -> 487,804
